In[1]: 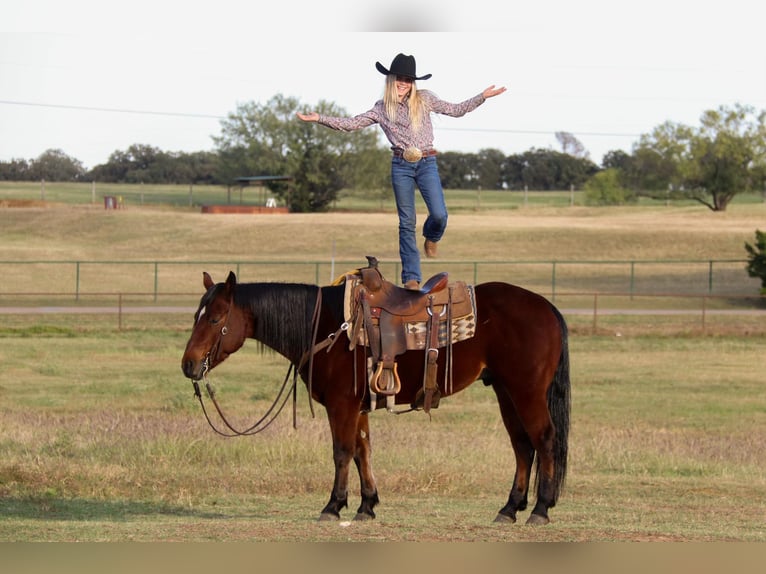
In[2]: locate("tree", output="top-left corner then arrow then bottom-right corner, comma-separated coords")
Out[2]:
89,144 -> 165,183
214,94 -> 385,212
435,151 -> 476,189
28,149 -> 85,181
631,104 -> 766,211
507,148 -> 597,191
745,229 -> 766,294
182,151 -> 221,184
87,146 -> 222,184
682,105 -> 766,211
555,131 -> 590,160
626,121 -> 690,195
601,149 -> 631,170
0,158 -> 31,180
476,148 -> 507,190
438,151 -> 508,190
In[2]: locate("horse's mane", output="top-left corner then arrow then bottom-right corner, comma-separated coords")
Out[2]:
233,282 -> 344,364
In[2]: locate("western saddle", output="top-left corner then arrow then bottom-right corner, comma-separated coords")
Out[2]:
344,256 -> 476,414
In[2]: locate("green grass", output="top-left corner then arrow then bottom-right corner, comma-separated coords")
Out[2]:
4,180 -> 766,211
0,317 -> 764,541
1,185 -> 765,541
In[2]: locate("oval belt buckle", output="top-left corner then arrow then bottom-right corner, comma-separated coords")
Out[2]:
402,146 -> 423,162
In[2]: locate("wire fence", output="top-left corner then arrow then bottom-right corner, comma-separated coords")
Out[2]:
0,290 -> 763,335
0,258 -> 758,303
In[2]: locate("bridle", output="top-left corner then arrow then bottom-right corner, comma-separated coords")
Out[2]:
189,288 -> 299,437
189,286 -> 340,437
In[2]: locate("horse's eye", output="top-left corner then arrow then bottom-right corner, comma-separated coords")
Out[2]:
209,317 -> 221,325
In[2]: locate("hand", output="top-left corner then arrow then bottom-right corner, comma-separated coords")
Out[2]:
482,85 -> 507,99
296,111 -> 319,122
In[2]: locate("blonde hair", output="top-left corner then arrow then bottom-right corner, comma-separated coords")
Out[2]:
383,75 -> 426,133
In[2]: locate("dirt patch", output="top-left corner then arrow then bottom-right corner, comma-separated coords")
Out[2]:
0,199 -> 50,208
201,205 -> 289,214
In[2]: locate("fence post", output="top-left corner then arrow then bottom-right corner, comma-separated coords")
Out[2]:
592,292 -> 599,334
118,293 -> 123,331
701,296 -> 707,332
551,262 -> 557,302
153,262 -> 159,302
629,261 -> 635,300
708,261 -> 714,294
75,261 -> 81,301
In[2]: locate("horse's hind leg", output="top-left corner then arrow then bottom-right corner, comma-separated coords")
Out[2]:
510,395 -> 559,525
352,412 -> 379,520
491,382 -> 535,523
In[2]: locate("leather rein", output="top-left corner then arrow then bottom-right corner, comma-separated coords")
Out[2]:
191,287 -> 343,437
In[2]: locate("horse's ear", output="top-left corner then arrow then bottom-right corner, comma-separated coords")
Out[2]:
226,271 -> 237,287
203,272 -> 214,290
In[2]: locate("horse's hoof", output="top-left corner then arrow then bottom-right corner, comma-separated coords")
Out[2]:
493,513 -> 516,524
318,512 -> 339,522
353,512 -> 375,521
525,513 -> 550,526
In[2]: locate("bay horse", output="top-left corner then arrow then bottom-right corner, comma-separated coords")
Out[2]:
181,267 -> 570,525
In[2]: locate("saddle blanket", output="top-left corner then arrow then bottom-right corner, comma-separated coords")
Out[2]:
342,273 -> 477,351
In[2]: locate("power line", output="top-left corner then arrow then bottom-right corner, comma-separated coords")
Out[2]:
0,99 -> 643,138
0,99 -> 225,120
437,126 -> 642,137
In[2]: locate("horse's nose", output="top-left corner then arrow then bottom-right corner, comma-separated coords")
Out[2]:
181,359 -> 199,379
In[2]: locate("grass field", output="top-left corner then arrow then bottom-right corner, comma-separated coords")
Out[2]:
0,184 -> 765,543
0,321 -> 763,542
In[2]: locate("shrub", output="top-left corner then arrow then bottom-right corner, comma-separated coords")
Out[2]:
584,169 -> 635,205
744,229 -> 766,294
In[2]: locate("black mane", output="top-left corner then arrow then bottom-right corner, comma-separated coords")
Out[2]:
233,282 -> 344,364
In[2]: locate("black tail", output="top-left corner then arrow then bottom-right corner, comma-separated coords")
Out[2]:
546,304 -> 570,503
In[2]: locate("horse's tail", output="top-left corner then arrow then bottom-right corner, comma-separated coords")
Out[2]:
546,304 -> 570,504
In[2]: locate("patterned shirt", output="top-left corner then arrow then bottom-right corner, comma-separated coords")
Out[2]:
316,90 -> 486,152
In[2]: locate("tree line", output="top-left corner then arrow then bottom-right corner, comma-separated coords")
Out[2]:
2,96 -> 764,212
0,143 -> 600,193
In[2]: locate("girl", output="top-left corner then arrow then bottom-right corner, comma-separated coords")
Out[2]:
297,53 -> 506,289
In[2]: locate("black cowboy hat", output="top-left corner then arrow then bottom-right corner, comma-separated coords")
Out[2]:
375,53 -> 432,81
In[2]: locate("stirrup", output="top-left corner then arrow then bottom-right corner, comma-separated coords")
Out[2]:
369,362 -> 401,396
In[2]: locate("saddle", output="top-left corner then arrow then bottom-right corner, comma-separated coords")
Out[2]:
344,256 -> 476,413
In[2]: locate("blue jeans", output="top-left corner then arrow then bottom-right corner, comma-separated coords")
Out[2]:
391,156 -> 448,284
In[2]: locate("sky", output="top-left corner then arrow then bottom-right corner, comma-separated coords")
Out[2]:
1,0 -> 765,170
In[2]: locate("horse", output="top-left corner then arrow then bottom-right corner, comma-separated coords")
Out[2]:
180,266 -> 571,525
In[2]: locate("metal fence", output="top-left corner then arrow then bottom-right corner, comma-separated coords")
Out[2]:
0,258 -> 758,303
1,290 -> 763,335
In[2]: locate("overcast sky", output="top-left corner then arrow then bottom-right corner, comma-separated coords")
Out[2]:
1,0 -> 764,169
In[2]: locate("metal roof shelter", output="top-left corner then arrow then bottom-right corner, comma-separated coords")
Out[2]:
227,175 -> 292,205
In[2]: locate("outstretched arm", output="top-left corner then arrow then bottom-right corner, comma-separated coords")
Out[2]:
482,85 -> 507,99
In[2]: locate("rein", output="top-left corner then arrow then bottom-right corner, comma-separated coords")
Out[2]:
190,287 -> 298,437
191,286 -> 345,437
192,362 -> 299,437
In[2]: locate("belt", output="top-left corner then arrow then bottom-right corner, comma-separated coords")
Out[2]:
392,147 -> 438,161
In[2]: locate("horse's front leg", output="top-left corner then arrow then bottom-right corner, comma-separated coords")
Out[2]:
353,412 -> 379,520
318,402 -> 360,521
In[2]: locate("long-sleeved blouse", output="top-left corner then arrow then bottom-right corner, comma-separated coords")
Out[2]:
316,90 -> 486,152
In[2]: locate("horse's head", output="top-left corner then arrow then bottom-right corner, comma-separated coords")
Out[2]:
181,271 -> 250,381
